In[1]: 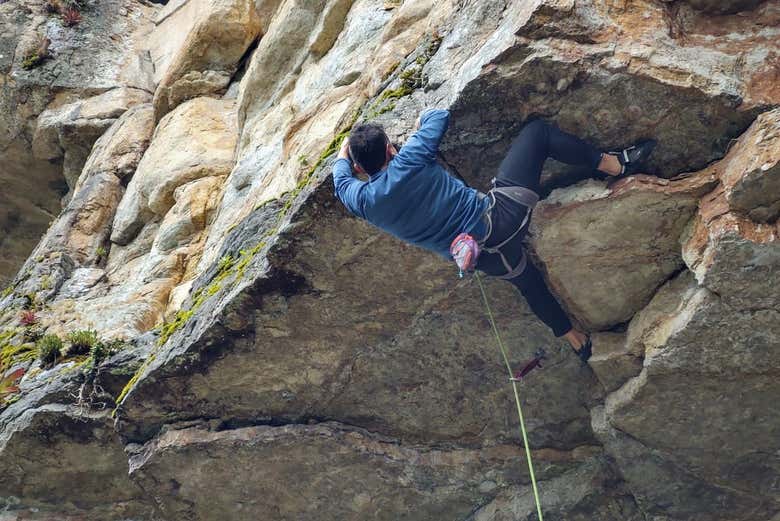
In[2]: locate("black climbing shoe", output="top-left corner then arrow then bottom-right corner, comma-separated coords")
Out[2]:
572,336 -> 592,365
608,139 -> 657,179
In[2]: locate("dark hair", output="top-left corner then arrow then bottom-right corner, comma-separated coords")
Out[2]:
349,124 -> 388,175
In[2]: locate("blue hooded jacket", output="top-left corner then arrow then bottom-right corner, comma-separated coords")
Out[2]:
332,109 -> 488,258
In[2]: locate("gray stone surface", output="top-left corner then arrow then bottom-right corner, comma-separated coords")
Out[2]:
0,0 -> 156,286
0,0 -> 779,520
129,421 -> 637,521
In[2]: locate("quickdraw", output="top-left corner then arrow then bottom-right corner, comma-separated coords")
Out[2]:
510,347 -> 546,382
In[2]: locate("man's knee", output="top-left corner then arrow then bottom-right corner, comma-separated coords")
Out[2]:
513,118 -> 550,147
521,118 -> 549,136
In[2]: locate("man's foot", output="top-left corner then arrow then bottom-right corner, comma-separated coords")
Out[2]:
563,328 -> 592,364
601,139 -> 657,179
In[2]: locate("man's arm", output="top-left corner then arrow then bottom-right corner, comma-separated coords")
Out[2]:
393,109 -> 450,170
332,138 -> 365,217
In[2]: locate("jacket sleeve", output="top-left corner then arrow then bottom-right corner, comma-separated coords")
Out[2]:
332,157 -> 365,217
393,109 -> 450,170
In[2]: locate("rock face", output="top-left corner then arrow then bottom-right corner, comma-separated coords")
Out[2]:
152,0 -> 262,120
0,0 -> 155,286
532,173 -> 716,329
0,0 -> 779,520
32,87 -> 152,192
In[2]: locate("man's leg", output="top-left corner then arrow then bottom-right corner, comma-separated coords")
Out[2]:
496,119 -> 620,192
505,261 -> 572,337
491,119 -> 605,354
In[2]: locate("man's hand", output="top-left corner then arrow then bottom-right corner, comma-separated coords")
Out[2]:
338,137 -> 350,161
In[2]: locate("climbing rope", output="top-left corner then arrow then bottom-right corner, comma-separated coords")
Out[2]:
475,272 -> 544,521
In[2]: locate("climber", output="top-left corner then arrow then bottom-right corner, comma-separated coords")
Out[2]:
332,109 -> 655,361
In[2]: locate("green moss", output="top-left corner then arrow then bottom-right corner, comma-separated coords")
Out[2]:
0,329 -> 18,345
1,339 -> 37,373
22,53 -> 43,70
382,61 -> 400,81
65,329 -> 98,355
40,275 -> 52,290
152,105 -> 365,347
21,293 -> 37,310
217,254 -> 236,273
1,286 -> 12,299
81,338 -> 125,374
157,309 -> 194,346
37,334 -> 62,367
367,33 -> 443,121
114,353 -> 156,408
3,394 -> 21,406
252,197 -> 278,212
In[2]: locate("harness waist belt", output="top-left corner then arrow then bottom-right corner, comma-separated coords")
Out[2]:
477,184 -> 540,280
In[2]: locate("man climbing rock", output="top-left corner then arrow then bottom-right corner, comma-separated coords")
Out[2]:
332,109 -> 655,362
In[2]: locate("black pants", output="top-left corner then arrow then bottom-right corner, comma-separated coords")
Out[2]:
475,119 -> 602,337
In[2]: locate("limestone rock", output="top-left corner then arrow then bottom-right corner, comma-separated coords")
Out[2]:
153,0 -> 262,120
153,177 -> 224,255
683,189 -> 779,311
32,87 -> 152,190
128,421 -> 629,521
531,173 -> 715,330
588,332 -> 643,394
0,340 -> 156,519
13,105 -> 154,299
0,405 -> 150,517
438,0 -> 776,189
592,406 -> 772,521
111,97 -> 237,246
1,0 -> 780,519
678,106 -> 780,310
0,0 -> 155,284
602,281 -> 780,518
116,178 -> 601,448
669,0 -> 767,15
719,108 -> 780,223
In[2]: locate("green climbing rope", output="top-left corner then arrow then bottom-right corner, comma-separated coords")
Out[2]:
475,272 -> 544,521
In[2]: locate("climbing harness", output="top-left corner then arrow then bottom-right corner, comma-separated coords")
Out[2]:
450,183 -> 540,279
478,185 -> 539,279
475,272 -> 544,521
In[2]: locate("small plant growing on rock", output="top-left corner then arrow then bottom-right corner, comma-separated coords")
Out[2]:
18,310 -> 37,327
65,329 -> 98,356
61,7 -> 82,27
217,254 -> 236,273
85,338 -> 123,369
39,274 -> 52,290
95,246 -> 107,261
76,337 -> 125,413
0,368 -> 25,407
37,334 -> 62,367
21,37 -> 51,70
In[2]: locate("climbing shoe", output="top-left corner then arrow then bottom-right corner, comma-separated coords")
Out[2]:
608,139 -> 657,179
572,336 -> 592,365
